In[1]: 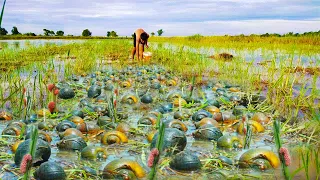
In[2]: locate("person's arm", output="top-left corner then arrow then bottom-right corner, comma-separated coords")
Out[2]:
136,38 -> 140,59
145,39 -> 149,48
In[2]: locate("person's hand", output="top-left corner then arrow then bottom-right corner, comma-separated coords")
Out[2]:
146,44 -> 149,49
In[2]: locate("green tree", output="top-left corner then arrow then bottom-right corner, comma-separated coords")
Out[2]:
151,32 -> 155,36
0,27 -> 8,35
11,26 -> 20,35
56,30 -> 64,36
157,29 -> 164,36
43,29 -> 55,36
110,31 -> 118,37
107,31 -> 111,37
82,29 -> 92,36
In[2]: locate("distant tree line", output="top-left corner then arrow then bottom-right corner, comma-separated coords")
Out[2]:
0,26 -> 166,37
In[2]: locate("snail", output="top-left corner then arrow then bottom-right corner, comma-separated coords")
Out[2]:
232,105 -> 247,116
138,114 -> 157,125
2,125 -> 23,136
165,120 -> 188,132
121,81 -> 132,88
77,122 -> 101,135
239,148 -> 280,170
173,111 -> 191,120
56,120 -> 77,132
69,115 -> 84,125
166,91 -> 182,102
34,162 -> 66,180
193,124 -> 223,141
101,131 -> 128,145
57,134 -> 87,151
194,118 -> 219,129
237,120 -> 264,135
167,79 -> 177,86
121,94 -> 139,105
26,130 -> 52,143
97,116 -> 112,127
172,98 -> 187,107
212,111 -> 236,124
205,106 -> 220,115
0,111 -> 12,120
38,121 -> 55,131
59,128 -> 85,139
58,86 -> 75,99
150,128 -> 187,154
87,85 -> 101,98
81,146 -> 108,160
169,151 -> 201,171
140,93 -> 153,104
71,109 -> 85,118
11,140 -> 24,153
14,139 -> 51,166
217,134 -> 243,149
192,110 -> 212,122
102,159 -> 146,179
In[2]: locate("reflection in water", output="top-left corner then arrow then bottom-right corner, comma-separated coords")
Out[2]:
0,39 -> 86,49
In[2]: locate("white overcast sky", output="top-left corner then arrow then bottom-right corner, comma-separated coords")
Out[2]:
2,0 -> 320,36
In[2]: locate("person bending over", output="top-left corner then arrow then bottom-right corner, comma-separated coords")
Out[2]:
131,28 -> 149,60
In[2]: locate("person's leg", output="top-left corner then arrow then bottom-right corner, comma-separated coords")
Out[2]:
138,43 -> 144,60
131,33 -> 136,59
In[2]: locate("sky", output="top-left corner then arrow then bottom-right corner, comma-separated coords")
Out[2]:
2,0 -> 320,36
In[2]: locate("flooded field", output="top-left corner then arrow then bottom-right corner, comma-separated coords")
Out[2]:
0,39 -> 319,180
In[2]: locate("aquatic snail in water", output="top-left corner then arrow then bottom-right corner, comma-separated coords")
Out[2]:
173,110 -> 192,120
87,85 -> 102,98
0,111 -> 13,120
172,97 -> 187,107
251,112 -> 270,125
217,134 -> 243,149
11,140 -> 24,153
58,86 -> 75,99
166,79 -> 177,86
121,94 -> 139,105
194,117 -> 219,129
238,148 -> 280,170
212,111 -> 237,124
116,122 -> 131,134
57,134 -> 87,151
38,121 -> 55,131
193,124 -> 223,141
34,161 -> 66,180
101,130 -> 128,145
59,128 -> 85,139
140,93 -> 153,104
25,130 -> 52,143
192,110 -> 213,122
77,122 -> 101,135
166,91 -> 182,102
102,159 -> 146,179
165,120 -> 188,132
81,146 -> 108,160
37,108 -> 51,117
14,139 -> 51,166
236,120 -> 265,135
205,106 -> 220,115
56,120 -> 77,132
150,128 -> 187,154
121,80 -> 132,88
69,115 -> 84,125
138,114 -> 157,125
169,151 -> 201,172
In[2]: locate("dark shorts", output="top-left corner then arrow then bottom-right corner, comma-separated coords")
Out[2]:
133,33 -> 136,47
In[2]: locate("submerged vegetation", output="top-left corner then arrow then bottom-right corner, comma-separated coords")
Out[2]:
0,36 -> 319,179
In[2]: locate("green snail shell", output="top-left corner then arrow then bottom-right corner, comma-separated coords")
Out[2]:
34,162 -> 66,180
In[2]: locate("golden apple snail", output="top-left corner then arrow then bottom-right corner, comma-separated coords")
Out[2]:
239,148 -> 280,170
169,151 -> 201,171
205,106 -> 220,115
237,120 -> 265,135
81,146 -> 107,160
121,81 -> 132,88
194,118 -> 219,128
121,94 -> 139,105
101,131 -> 128,145
14,139 -> 51,166
217,134 -> 242,149
102,159 -> 146,179
37,108 -> 51,117
212,111 -> 236,124
58,86 -> 75,99
172,98 -> 187,107
59,128 -> 85,139
69,115 -> 84,125
26,130 -> 52,143
116,122 -> 131,134
165,120 -> 188,132
173,111 -> 191,120
138,114 -> 157,125
166,91 -> 182,102
34,162 -> 66,180
87,85 -> 102,98
77,122 -> 100,134
57,134 -> 87,151
193,124 -> 223,141
56,120 -> 77,132
11,140 -> 24,153
192,110 -> 212,122
2,125 -> 23,136
0,111 -> 13,120
140,93 -> 153,104
150,128 -> 187,154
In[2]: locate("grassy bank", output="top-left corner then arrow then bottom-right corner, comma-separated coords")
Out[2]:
149,36 -> 320,53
